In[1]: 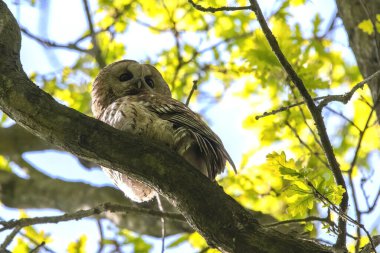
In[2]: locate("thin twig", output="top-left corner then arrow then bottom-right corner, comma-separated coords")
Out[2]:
318,70 -> 380,109
256,70 -> 380,120
0,203 -> 185,232
187,0 -> 251,13
285,121 -> 329,168
82,0 -> 106,68
318,11 -> 338,39
265,216 -> 334,228
255,98 -> 320,120
363,187 -> 380,214
20,231 -> 56,253
325,107 -> 360,131
185,80 -> 198,106
347,105 -> 375,175
289,84 -> 323,149
359,171 -> 373,211
309,182 -> 377,253
20,27 -> 89,53
29,241 -> 46,253
184,32 -> 252,65
347,104 -> 376,252
349,172 -> 362,253
0,226 -> 21,251
96,219 -> 105,253
135,19 -> 170,32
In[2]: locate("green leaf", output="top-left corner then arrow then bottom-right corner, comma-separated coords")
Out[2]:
289,0 -> 306,6
13,237 -> 31,253
120,230 -> 152,253
358,19 -> 374,35
267,151 -> 300,179
67,235 -> 87,253
305,222 -> 314,232
167,234 -> 189,248
0,155 -> 11,171
312,14 -> 322,36
287,194 -> 314,217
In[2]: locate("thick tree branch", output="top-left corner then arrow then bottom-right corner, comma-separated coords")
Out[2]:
0,124 -> 52,155
0,124 -> 97,168
0,169 -> 305,238
0,170 -> 190,237
0,2 -> 331,252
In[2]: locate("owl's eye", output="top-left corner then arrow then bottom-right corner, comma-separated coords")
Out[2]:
145,77 -> 155,88
119,71 -> 133,82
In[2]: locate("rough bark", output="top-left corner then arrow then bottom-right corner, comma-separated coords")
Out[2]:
335,0 -> 380,120
0,124 -> 98,168
0,170 -> 191,236
0,1 -> 332,252
0,124 -> 51,155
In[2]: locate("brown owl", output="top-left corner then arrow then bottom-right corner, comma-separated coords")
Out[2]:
92,60 -> 236,202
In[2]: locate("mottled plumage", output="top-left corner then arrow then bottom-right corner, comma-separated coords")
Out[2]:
92,59 -> 236,202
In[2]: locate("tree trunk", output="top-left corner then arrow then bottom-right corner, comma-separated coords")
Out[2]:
336,0 -> 380,120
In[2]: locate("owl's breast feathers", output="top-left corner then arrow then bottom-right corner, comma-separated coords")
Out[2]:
99,92 -> 236,180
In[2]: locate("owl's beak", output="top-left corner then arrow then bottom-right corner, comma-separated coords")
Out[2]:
135,79 -> 142,89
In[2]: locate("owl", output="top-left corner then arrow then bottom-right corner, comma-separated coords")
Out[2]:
91,60 -> 236,202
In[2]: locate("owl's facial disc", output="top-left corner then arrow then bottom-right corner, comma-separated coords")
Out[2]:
114,63 -> 157,95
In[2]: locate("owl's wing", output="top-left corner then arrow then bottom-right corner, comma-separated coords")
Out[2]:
137,93 -> 237,179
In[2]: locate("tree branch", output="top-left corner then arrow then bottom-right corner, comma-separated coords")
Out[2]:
318,69 -> 380,109
255,67 -> 380,120
185,80 -> 198,106
82,0 -> 106,68
247,0 -> 348,248
20,27 -> 89,54
187,0 -> 251,13
0,124 -> 52,155
0,1 -> 332,252
265,216 -> 336,231
20,231 -> 56,253
0,170 -> 190,237
363,187 -> 380,214
0,202 -> 184,232
0,226 -> 21,251
308,181 -> 377,252
285,121 -> 329,168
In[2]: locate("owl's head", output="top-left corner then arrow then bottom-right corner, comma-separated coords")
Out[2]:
91,60 -> 171,117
